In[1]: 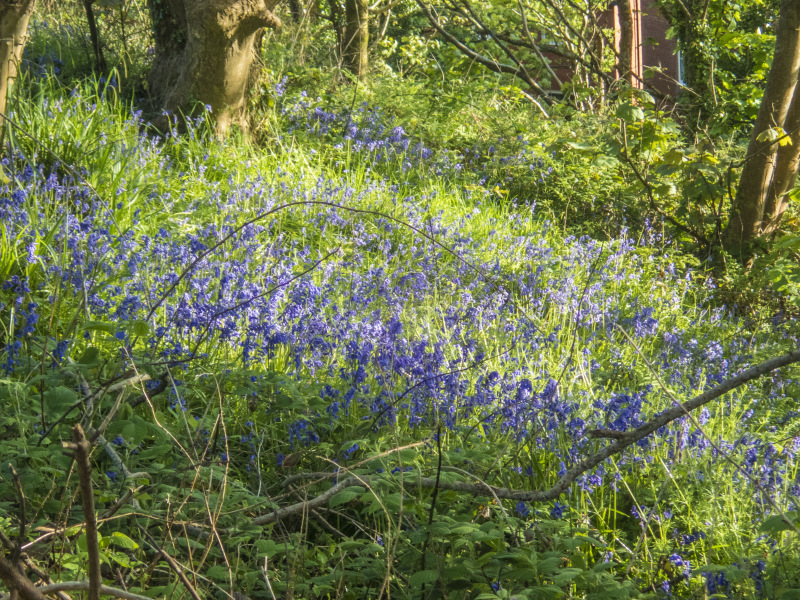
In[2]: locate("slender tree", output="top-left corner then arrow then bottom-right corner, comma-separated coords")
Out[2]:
342,0 -> 368,77
617,0 -> 636,86
81,0 -> 107,72
0,0 -> 36,143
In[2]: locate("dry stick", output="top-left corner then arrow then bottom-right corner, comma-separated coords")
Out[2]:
0,532 -> 70,600
61,425 -> 101,600
615,325 -> 800,535
7,465 -> 25,563
139,530 -> 203,600
261,557 -> 278,600
251,348 -> 800,523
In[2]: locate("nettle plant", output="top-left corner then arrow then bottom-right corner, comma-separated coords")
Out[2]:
1,79 -> 800,600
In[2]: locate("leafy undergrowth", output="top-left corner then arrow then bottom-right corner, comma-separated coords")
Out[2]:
1,75 -> 800,600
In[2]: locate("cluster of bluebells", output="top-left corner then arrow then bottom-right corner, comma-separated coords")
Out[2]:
2,85 -> 800,566
279,92 -> 556,188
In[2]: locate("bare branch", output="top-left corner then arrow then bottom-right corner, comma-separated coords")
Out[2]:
518,0 -> 563,88
62,425 -> 101,600
0,555 -> 49,600
7,465 -> 25,562
30,582 -> 151,600
139,530 -> 203,600
413,0 -> 553,115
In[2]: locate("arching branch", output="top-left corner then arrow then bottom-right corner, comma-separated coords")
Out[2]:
250,348 -> 800,525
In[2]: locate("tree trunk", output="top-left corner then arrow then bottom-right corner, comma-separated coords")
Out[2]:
288,0 -> 304,23
617,0 -> 636,86
761,86 -> 800,236
725,0 -> 800,252
676,0 -> 710,102
656,0 -> 714,124
82,0 -> 107,72
0,0 -> 36,144
147,0 -> 281,137
342,0 -> 368,77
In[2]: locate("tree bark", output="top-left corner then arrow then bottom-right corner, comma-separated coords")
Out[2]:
725,0 -> 800,252
81,0 -> 107,73
762,86 -> 800,236
288,0 -> 304,23
0,0 -> 36,143
617,0 -> 636,86
147,0 -> 281,137
342,0 -> 368,77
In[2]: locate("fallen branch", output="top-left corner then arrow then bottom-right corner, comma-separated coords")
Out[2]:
250,349 -> 800,523
0,531 -> 70,600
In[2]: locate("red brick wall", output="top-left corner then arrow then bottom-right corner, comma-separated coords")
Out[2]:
639,0 -> 679,97
535,0 -> 679,98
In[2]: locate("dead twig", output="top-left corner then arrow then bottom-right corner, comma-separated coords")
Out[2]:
61,425 -> 101,600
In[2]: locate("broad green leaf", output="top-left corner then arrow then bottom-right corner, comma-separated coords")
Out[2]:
409,570 -> 438,587
44,386 -> 79,412
110,531 -> 139,549
550,567 -> 583,585
615,102 -> 644,122
329,487 -> 364,508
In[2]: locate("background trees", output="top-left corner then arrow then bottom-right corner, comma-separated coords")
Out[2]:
3,0 -> 798,254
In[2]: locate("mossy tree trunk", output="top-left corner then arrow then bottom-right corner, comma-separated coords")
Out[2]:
342,0 -> 368,77
0,0 -> 36,143
656,0 -> 714,121
146,0 -> 281,137
288,0 -> 304,23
